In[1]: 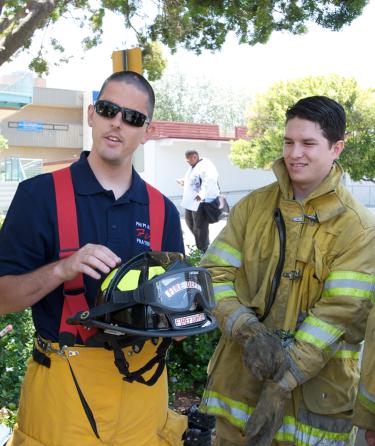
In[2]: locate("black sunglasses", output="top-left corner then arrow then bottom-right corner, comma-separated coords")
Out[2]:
94,100 -> 149,127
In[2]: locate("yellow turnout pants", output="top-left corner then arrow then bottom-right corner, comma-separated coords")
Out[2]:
8,340 -> 187,446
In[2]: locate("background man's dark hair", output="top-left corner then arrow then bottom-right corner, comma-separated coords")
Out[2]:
285,95 -> 346,145
97,71 -> 155,121
185,149 -> 199,157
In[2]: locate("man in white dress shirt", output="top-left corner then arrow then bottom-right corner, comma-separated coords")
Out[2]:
180,149 -> 220,252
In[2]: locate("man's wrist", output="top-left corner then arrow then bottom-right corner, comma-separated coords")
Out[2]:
231,312 -> 260,339
277,370 -> 298,392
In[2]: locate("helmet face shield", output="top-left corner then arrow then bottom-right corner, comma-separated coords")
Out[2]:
69,251 -> 217,337
138,268 -> 215,312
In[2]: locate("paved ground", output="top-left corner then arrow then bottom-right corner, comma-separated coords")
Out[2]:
180,217 -> 226,253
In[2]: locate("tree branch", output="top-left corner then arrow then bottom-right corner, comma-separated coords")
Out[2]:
0,0 -> 59,66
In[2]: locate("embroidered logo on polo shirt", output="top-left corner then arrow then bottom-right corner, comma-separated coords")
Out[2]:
136,221 -> 150,246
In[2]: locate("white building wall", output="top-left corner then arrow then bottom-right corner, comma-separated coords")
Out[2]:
141,137 -> 276,211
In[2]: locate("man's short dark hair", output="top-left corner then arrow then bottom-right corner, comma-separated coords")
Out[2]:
185,149 -> 199,157
97,71 -> 155,121
285,96 -> 346,144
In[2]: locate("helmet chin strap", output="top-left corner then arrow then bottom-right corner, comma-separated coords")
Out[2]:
81,329 -> 172,386
111,337 -> 172,386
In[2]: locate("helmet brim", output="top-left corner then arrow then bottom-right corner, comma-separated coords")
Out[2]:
84,313 -> 218,338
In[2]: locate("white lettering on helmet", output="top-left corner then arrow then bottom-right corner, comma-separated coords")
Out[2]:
165,281 -> 202,298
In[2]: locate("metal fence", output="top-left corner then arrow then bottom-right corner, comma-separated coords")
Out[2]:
1,157 -> 43,182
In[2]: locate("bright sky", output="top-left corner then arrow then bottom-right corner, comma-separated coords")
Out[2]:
1,0 -> 374,94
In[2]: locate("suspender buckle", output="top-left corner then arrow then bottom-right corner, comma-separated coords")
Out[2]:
36,334 -> 67,356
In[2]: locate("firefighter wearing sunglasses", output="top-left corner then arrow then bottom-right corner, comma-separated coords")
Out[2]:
0,71 -> 191,445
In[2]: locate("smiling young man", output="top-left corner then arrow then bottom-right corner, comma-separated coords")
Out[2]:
199,96 -> 375,446
0,71 -> 188,445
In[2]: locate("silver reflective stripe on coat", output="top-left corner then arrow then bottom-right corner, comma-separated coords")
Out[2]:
334,342 -> 361,359
212,282 -> 237,301
204,240 -> 241,268
358,383 -> 375,414
322,271 -> 375,304
201,390 -> 354,445
224,306 -> 257,337
295,315 -> 344,352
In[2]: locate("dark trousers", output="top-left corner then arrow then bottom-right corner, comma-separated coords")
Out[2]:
185,208 -> 210,252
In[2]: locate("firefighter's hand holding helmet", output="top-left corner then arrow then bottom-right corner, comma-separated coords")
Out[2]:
232,311 -> 290,381
245,371 -> 297,446
55,243 -> 121,281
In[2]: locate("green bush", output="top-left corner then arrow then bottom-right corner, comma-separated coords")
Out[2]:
168,330 -> 220,400
0,310 -> 34,426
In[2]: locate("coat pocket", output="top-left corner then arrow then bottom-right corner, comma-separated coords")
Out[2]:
302,356 -> 360,414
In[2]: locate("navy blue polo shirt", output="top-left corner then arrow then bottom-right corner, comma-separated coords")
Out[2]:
0,151 -> 184,341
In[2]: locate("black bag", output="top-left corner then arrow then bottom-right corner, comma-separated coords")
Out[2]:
218,194 -> 230,218
199,195 -> 230,223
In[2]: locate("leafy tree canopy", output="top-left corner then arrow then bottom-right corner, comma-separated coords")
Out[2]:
230,74 -> 375,182
152,71 -> 252,132
0,0 -> 369,77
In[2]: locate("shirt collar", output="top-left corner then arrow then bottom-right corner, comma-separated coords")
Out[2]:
70,151 -> 148,204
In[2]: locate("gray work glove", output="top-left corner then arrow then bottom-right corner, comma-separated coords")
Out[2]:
245,372 -> 296,446
233,316 -> 290,381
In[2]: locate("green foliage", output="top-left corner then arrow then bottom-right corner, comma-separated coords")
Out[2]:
230,74 -> 375,181
152,71 -> 252,132
142,41 -> 167,82
0,0 -> 369,74
168,330 -> 220,399
0,310 -> 34,413
148,0 -> 367,52
0,222 -> 33,424
28,56 -> 49,75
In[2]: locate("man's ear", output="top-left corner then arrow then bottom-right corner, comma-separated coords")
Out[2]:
332,140 -> 345,159
87,104 -> 95,128
141,122 -> 156,144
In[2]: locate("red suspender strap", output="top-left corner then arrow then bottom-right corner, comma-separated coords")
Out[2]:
52,167 -> 95,345
52,172 -> 164,346
145,182 -> 165,251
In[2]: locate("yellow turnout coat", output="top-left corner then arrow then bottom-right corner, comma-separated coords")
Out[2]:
200,159 -> 375,445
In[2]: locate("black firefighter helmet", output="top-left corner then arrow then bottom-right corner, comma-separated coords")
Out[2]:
70,251 -> 217,338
